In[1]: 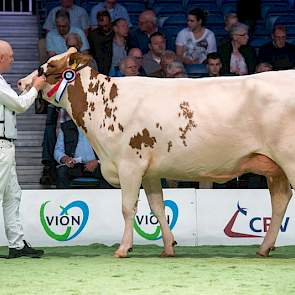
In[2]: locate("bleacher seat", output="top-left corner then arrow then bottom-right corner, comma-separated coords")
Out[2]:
185,64 -> 208,78
70,177 -> 100,189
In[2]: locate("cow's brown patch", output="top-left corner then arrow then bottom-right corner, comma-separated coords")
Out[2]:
67,74 -> 88,133
156,123 -> 159,128
90,68 -> 99,80
168,141 -> 172,152
109,83 -> 118,102
178,101 -> 197,146
118,123 -> 124,132
108,124 -> 114,132
105,76 -> 111,82
88,81 -> 100,95
129,128 -> 157,150
100,82 -> 105,95
105,105 -> 112,118
113,115 -> 117,121
89,102 -> 95,112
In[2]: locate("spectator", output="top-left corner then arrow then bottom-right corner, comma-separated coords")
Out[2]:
176,8 -> 217,65
258,25 -> 295,71
218,22 -> 256,75
46,9 -> 89,57
142,32 -> 166,75
150,50 -> 177,78
109,18 -> 130,74
219,12 -> 239,46
119,56 -> 139,76
255,62 -> 273,73
54,117 -> 111,189
90,0 -> 131,29
206,52 -> 222,77
129,10 -> 173,54
128,48 -> 146,76
65,33 -> 98,70
166,61 -> 187,78
88,10 -> 114,75
43,0 -> 89,35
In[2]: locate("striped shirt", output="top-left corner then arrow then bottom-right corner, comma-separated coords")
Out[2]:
43,4 -> 89,31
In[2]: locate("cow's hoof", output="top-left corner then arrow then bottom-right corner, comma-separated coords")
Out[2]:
160,241 -> 177,257
113,247 -> 132,258
256,247 -> 276,258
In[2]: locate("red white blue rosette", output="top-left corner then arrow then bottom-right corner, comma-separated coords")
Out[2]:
55,69 -> 76,103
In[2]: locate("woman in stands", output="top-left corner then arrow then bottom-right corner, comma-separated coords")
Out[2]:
176,8 -> 217,65
218,22 -> 257,75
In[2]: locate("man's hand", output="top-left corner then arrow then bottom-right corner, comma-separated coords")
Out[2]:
84,159 -> 98,172
60,155 -> 76,168
32,75 -> 46,91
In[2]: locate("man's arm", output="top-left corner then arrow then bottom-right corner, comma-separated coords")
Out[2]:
0,76 -> 45,113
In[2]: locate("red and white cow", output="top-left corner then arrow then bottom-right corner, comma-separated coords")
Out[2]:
19,48 -> 294,258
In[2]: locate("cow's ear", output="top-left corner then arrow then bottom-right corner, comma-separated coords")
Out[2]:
69,52 -> 92,68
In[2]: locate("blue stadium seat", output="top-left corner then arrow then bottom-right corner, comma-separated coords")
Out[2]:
70,177 -> 100,189
185,64 -> 208,78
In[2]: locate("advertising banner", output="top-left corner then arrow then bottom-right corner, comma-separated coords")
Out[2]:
0,189 -> 197,247
196,189 -> 295,246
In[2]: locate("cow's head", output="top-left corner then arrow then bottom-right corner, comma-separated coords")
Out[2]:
18,47 -> 92,109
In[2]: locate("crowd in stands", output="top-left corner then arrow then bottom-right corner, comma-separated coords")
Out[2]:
38,0 -> 295,189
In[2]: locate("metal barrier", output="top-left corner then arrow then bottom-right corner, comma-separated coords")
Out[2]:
0,0 -> 33,14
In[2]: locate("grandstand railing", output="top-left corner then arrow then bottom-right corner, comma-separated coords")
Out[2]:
0,0 -> 33,15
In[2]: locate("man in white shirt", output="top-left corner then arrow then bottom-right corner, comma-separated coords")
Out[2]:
0,40 -> 45,258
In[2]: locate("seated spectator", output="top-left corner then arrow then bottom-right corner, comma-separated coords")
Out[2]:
88,10 -> 114,75
65,33 -> 98,70
142,32 -> 166,75
206,52 -> 222,77
258,25 -> 295,71
43,0 -> 89,35
128,48 -> 146,76
219,12 -> 239,46
149,50 -> 177,78
176,8 -> 217,65
218,22 -> 256,75
129,10 -> 174,54
255,62 -> 273,73
109,18 -> 130,74
46,9 -> 89,57
119,56 -> 139,76
54,117 -> 111,189
166,61 -> 187,78
90,0 -> 131,29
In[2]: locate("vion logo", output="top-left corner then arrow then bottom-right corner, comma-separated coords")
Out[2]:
134,200 -> 178,240
224,202 -> 289,238
40,200 -> 89,241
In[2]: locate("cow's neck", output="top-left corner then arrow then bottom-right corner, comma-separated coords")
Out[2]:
64,66 -> 120,163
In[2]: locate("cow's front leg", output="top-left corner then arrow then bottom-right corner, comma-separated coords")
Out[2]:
142,178 -> 176,257
114,165 -> 143,258
257,172 -> 292,257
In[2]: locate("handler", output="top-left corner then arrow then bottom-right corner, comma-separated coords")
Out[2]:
0,40 -> 45,258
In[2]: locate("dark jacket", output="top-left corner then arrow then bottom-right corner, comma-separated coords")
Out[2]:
88,28 -> 114,75
218,41 -> 257,75
258,41 -> 295,70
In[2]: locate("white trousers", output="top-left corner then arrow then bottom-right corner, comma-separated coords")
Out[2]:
0,140 -> 24,249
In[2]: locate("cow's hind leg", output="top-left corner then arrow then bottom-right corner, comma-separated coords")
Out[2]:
113,164 -> 143,258
142,178 -> 176,257
257,172 -> 292,257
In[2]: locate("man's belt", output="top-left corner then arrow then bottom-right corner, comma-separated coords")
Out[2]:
0,137 -> 14,142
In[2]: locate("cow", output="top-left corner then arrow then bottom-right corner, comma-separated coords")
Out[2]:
19,48 -> 294,258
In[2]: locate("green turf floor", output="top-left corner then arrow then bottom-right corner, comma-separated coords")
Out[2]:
0,244 -> 294,295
